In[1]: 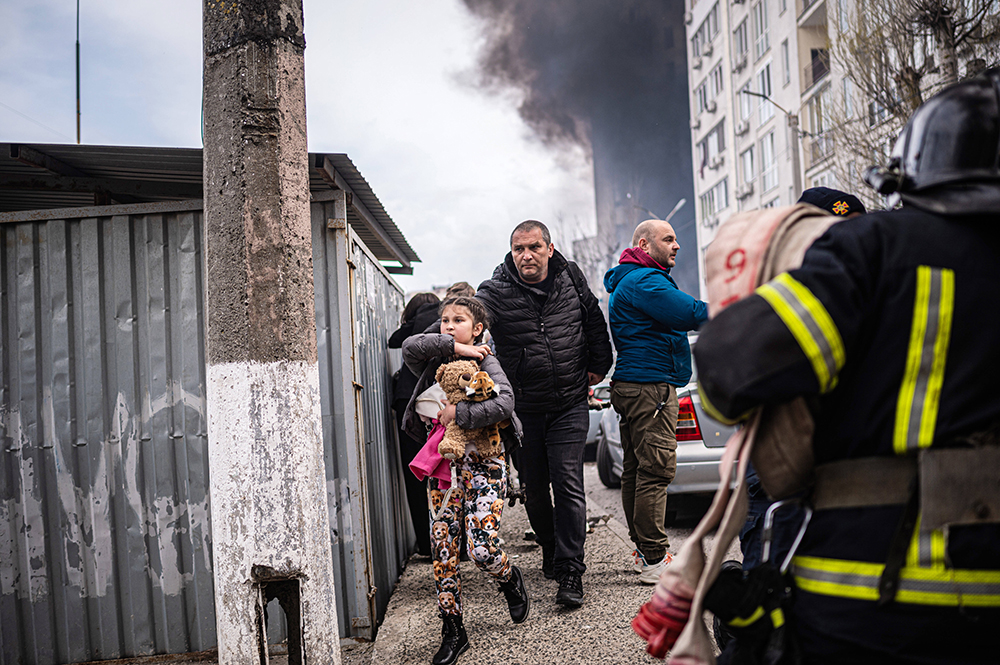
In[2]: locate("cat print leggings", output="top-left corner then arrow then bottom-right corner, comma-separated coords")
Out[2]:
427,450 -> 511,616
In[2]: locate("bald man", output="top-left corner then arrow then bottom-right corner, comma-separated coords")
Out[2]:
603,219 -> 708,584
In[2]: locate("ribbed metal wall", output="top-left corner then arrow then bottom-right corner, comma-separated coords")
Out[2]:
310,204 -> 408,641
0,205 -> 215,664
1,201 -> 409,663
349,230 -> 412,620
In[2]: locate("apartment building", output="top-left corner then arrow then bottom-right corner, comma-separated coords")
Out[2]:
686,0 -> 827,298
685,0 -> 999,299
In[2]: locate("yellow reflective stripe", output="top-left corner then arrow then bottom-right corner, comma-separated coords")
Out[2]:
770,608 -> 785,629
930,530 -> 947,569
893,266 -> 955,455
756,273 -> 845,393
728,605 -> 765,627
907,515 -> 946,570
922,269 -> 954,446
792,555 -> 1000,607
696,381 -> 749,425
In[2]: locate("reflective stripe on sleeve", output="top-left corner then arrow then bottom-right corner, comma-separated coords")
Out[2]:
755,273 -> 846,393
907,515 -> 946,570
697,381 -> 746,426
792,555 -> 1000,607
893,266 -> 955,455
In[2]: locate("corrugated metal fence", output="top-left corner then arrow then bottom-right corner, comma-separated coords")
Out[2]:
0,200 -> 409,664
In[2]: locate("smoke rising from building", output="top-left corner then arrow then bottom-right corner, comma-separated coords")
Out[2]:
460,0 -> 697,294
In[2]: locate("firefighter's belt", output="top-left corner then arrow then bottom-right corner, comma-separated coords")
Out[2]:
812,447 -> 1000,530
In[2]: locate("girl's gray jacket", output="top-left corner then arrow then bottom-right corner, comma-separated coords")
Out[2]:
400,333 -> 523,446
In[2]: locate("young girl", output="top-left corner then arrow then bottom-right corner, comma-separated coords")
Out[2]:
401,296 -> 529,665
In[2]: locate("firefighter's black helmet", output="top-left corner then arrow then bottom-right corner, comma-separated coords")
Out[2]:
864,66 -> 1000,215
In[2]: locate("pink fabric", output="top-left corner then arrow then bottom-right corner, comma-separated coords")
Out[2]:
618,246 -> 670,272
409,422 -> 452,488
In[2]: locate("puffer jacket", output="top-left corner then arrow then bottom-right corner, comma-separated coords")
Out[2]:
476,250 -> 613,413
400,332 -> 522,445
604,249 -> 708,386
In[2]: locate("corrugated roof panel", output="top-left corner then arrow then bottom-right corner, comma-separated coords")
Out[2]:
0,143 -> 418,265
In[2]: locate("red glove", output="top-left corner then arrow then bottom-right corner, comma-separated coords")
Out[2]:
632,589 -> 692,659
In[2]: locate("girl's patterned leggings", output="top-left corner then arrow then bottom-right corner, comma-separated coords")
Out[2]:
427,450 -> 511,616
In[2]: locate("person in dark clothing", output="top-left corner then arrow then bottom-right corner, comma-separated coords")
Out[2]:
739,186 -> 867,572
477,220 -> 613,608
389,292 -> 441,557
697,69 -> 1000,663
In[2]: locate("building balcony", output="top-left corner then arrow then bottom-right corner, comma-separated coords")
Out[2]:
809,133 -> 833,166
803,50 -> 829,91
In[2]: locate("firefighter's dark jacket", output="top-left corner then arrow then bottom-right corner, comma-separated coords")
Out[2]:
477,250 -> 613,413
695,206 -> 1000,662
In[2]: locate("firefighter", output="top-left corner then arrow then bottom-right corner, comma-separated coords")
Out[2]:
695,68 -> 1000,663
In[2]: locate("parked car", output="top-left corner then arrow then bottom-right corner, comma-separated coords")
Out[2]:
585,380 -> 612,460
595,338 -> 737,496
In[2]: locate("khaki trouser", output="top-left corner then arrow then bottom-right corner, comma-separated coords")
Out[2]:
610,381 -> 678,562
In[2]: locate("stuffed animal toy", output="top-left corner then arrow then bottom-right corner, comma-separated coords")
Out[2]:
434,360 -> 507,460
434,360 -> 487,459
466,370 -> 511,458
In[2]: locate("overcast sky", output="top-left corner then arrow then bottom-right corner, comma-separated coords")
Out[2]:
1,0 -> 597,296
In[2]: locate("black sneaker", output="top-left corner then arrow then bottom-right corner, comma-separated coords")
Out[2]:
555,571 -> 584,607
497,565 -> 531,624
542,545 -> 556,580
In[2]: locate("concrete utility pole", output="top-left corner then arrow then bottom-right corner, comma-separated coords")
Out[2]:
202,2 -> 339,664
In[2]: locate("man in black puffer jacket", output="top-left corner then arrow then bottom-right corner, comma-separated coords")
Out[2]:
477,220 -> 613,607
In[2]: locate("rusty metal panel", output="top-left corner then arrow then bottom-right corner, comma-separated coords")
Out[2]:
1,208 -> 215,664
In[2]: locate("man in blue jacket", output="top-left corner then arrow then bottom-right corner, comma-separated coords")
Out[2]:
604,219 -> 708,584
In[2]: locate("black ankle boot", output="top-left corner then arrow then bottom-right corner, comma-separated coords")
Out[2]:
432,613 -> 469,665
497,565 -> 531,624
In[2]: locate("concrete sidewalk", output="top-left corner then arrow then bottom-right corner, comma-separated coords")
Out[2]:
349,494 -> 669,665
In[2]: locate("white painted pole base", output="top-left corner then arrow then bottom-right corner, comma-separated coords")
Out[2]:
207,360 -> 339,665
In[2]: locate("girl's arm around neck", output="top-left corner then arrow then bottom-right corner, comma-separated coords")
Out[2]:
401,333 -> 455,376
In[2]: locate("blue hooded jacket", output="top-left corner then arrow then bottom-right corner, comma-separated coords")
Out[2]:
604,249 -> 709,386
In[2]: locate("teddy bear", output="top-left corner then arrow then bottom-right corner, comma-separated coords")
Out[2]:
434,360 -> 505,460
466,370 -> 514,457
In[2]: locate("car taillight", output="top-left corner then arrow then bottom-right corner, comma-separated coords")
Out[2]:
676,396 -> 701,441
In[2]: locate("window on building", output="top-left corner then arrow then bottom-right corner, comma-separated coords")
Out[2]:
741,146 -> 756,185
733,20 -> 749,60
757,64 -> 774,123
709,63 -> 725,99
808,85 -> 831,135
692,3 -> 720,56
843,77 -> 854,118
761,131 -> 778,192
869,98 -> 888,128
698,120 -> 727,170
779,0 -> 787,14
781,40 -> 790,86
700,177 -> 730,221
812,171 -> 834,188
837,0 -> 849,33
752,0 -> 769,60
914,32 -> 935,70
739,81 -> 754,121
762,196 -> 781,208
695,81 -> 708,114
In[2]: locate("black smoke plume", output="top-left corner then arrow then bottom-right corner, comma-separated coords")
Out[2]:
461,0 -> 697,294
